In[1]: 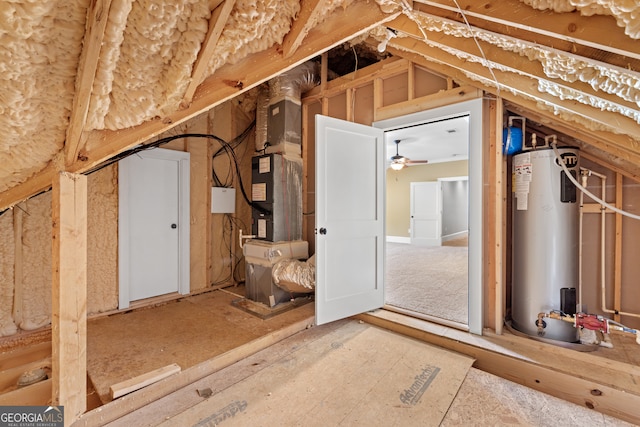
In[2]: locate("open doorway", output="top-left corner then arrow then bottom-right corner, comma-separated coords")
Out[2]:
374,98 -> 483,334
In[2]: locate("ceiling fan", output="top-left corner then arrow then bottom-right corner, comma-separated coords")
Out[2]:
390,139 -> 429,170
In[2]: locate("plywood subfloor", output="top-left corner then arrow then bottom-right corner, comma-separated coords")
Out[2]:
104,319 -> 631,427
87,289 -> 314,403
111,320 -> 475,427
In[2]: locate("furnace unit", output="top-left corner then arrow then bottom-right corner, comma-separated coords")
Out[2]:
251,153 -> 303,242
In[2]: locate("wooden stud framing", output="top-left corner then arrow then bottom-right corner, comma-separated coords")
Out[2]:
52,172 -> 87,426
487,97 -> 504,334
375,85 -> 481,121
12,204 -> 23,327
346,88 -> 354,122
372,78 -> 383,121
187,118 -> 212,291
407,64 -> 415,101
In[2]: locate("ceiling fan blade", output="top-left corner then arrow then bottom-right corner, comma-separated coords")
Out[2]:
406,159 -> 429,164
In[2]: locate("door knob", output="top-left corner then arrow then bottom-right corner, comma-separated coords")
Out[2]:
319,227 -> 327,235
171,224 -> 177,229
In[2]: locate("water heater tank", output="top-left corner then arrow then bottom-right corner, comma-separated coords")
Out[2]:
511,147 -> 580,342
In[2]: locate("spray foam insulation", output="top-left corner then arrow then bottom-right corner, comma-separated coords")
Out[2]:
0,0 -> 88,193
20,193 -> 52,331
87,165 -> 119,314
521,0 -> 640,39
0,211 -> 17,337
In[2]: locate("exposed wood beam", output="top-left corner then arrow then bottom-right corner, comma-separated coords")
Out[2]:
52,172 -> 87,426
282,0 -> 328,58
80,0 -> 398,169
0,165 -> 56,212
181,0 -> 236,108
374,85 -> 481,121
413,0 -> 640,63
387,14 -> 640,114
64,0 -> 114,167
0,0 -> 399,212
304,56 -> 408,100
387,38 -> 640,157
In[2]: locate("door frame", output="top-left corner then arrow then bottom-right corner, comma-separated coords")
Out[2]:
374,98 -> 484,335
118,148 -> 191,309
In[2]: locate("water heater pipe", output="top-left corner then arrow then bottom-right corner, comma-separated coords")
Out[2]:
551,143 -> 640,220
552,142 -> 640,320
577,171 -> 587,312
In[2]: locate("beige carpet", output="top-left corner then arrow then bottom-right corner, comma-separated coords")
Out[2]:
385,242 -> 468,325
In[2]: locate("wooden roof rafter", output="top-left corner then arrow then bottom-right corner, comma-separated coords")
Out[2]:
0,0 -> 400,212
64,0 -> 115,167
386,14 -> 640,116
181,0 -> 237,108
282,0 -> 329,58
386,40 -> 640,163
413,0 -> 640,63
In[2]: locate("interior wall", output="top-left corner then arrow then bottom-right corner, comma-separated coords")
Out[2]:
441,179 -> 468,239
386,161 -> 468,238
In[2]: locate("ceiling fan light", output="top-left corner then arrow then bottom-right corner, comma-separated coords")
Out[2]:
390,161 -> 405,171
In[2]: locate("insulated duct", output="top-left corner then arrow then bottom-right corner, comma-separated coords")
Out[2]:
255,61 -> 319,154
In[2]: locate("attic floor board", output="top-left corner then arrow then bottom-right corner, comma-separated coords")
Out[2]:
86,289 -> 314,404
104,320 -> 631,427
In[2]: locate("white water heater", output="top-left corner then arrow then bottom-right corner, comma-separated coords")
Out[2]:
511,147 -> 580,342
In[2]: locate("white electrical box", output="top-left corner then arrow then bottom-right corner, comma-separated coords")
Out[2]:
211,187 -> 236,213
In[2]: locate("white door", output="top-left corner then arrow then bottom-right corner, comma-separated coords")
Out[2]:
119,148 -> 190,308
410,181 -> 442,246
315,115 -> 385,325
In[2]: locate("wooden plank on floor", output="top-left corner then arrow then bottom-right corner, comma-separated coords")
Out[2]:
0,378 -> 51,406
158,321 -> 474,427
0,341 -> 51,371
75,315 -> 314,427
107,320 -> 350,426
111,364 -> 181,399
